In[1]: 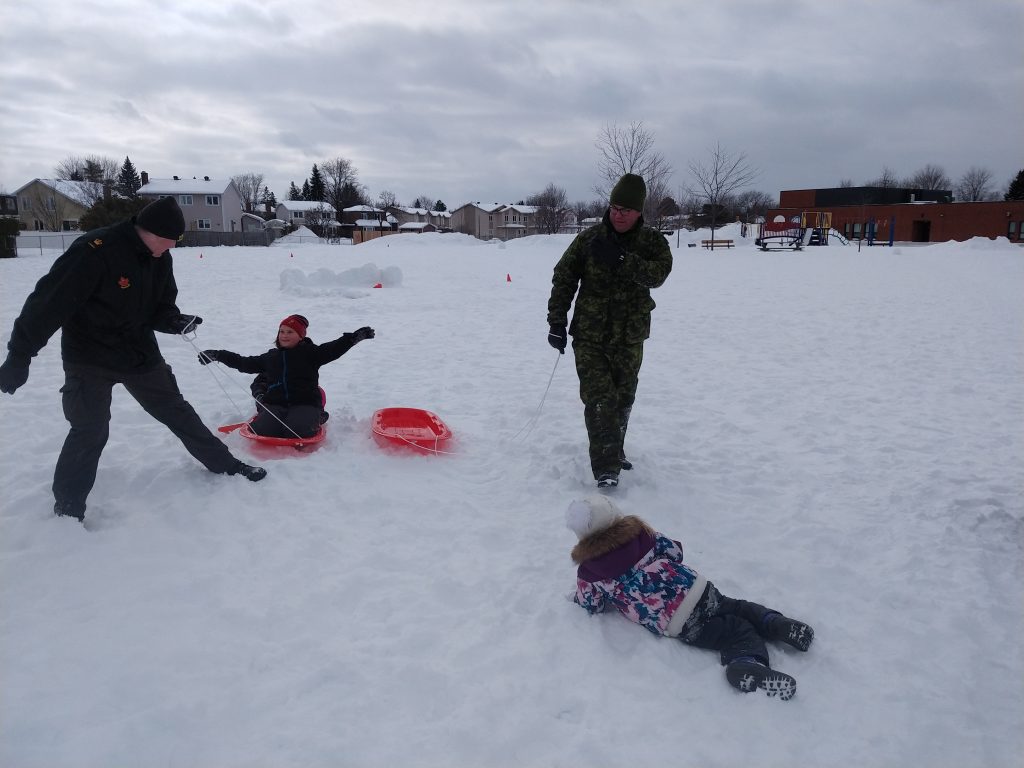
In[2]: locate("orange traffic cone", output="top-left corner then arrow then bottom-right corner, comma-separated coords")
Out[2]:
373,283 -> 383,289
506,273 -> 512,282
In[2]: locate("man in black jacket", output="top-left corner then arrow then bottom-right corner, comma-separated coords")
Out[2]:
0,196 -> 265,523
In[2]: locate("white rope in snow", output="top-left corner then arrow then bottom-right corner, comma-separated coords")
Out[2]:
509,352 -> 562,443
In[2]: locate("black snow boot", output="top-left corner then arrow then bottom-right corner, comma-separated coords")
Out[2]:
764,613 -> 814,652
232,462 -> 267,482
619,456 -> 633,471
597,472 -> 619,488
53,499 -> 86,522
725,658 -> 796,701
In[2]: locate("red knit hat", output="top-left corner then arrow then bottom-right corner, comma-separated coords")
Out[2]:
279,314 -> 309,338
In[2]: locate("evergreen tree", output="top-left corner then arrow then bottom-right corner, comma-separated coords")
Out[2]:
117,156 -> 142,198
1005,169 -> 1024,201
79,195 -> 149,230
301,179 -> 311,201
260,186 -> 278,208
308,164 -> 326,202
433,200 -> 447,212
288,182 -> 302,201
83,159 -> 105,183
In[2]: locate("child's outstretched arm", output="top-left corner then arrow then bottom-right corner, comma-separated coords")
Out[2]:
198,349 -> 265,374
316,326 -> 375,365
574,579 -> 608,614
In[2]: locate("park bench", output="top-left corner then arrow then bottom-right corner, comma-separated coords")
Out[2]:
701,239 -> 734,249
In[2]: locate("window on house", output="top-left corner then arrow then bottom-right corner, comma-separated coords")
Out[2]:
20,197 -> 32,211
46,197 -> 56,211
852,222 -> 863,238
294,211 -> 304,219
1009,221 -> 1019,239
205,195 -> 220,206
62,220 -> 77,231
179,195 -> 193,205
197,219 -> 211,230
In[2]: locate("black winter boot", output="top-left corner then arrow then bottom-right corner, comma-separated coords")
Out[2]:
232,462 -> 267,482
764,613 -> 814,652
725,659 -> 796,700
597,472 -> 619,488
54,499 -> 86,522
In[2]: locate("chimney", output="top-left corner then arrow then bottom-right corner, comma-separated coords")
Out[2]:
204,176 -> 210,181
173,175 -> 179,180
140,171 -> 149,186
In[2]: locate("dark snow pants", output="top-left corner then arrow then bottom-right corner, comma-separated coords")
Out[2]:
680,583 -> 778,667
53,362 -> 238,505
572,339 -> 643,479
250,404 -> 322,438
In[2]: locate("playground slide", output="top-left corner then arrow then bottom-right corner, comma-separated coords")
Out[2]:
802,227 -> 814,246
829,229 -> 851,245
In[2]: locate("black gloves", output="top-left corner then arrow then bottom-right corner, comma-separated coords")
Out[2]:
0,354 -> 30,394
591,236 -> 625,268
350,326 -> 375,343
548,325 -> 567,354
198,349 -> 222,365
163,314 -> 203,334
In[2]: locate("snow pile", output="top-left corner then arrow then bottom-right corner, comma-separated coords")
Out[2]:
279,263 -> 403,297
275,225 -> 321,244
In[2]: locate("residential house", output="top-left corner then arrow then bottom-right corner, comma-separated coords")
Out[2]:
14,178 -> 100,231
450,202 -> 537,240
139,172 -> 244,233
276,200 -> 339,230
387,206 -> 453,232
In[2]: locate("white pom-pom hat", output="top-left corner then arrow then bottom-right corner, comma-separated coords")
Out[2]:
565,495 -> 622,540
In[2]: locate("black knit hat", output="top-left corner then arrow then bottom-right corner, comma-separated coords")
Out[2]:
609,173 -> 647,212
137,196 -> 186,240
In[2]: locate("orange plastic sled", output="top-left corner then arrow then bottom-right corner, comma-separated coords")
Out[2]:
219,389 -> 327,450
371,407 -> 452,455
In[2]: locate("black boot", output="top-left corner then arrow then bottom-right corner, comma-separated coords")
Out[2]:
619,456 -> 633,471
597,472 -> 619,488
725,658 -> 796,700
764,613 -> 814,652
54,499 -> 86,522
232,461 -> 267,482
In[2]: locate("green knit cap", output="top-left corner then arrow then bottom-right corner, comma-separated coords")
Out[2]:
609,173 -> 647,211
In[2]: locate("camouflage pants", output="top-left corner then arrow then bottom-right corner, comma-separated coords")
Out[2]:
572,339 -> 644,478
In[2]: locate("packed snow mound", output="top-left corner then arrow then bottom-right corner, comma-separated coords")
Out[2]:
930,235 -> 1020,252
357,232 -> 480,250
279,263 -> 403,297
275,226 -> 320,244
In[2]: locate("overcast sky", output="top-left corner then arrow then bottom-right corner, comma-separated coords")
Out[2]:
2,0 -> 1022,208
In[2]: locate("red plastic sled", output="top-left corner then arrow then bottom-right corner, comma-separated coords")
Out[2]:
371,407 -> 452,455
219,389 -> 327,451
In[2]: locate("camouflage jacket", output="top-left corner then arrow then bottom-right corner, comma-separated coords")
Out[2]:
546,214 -> 672,345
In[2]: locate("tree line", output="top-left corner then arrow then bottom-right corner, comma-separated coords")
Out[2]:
23,144 -> 1024,235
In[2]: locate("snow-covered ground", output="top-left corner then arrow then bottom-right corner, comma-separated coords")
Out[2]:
1,225 -> 1022,767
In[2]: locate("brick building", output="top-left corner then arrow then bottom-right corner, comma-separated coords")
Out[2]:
767,187 -> 1024,243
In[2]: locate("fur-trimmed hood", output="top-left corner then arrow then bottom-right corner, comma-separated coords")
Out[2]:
571,515 -> 654,564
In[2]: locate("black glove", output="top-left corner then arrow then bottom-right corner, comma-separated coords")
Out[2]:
0,354 -> 30,394
164,314 -> 203,334
350,326 -> 375,342
198,349 -> 221,365
548,325 -> 567,354
591,236 -> 625,268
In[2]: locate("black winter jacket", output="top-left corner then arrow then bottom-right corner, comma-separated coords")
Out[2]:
7,219 -> 181,372
210,336 -> 360,407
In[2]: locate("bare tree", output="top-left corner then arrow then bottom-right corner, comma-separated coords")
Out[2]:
838,178 -> 854,188
733,189 -> 777,222
908,163 -> 952,191
26,186 -> 75,231
321,157 -> 361,215
955,167 -> 995,201
865,167 -> 901,188
53,155 -> 118,207
231,172 -> 265,212
527,183 -> 570,234
685,143 -> 759,246
377,190 -> 399,210
303,204 -> 337,238
594,121 -> 673,220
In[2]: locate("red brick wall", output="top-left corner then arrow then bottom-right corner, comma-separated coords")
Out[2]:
765,201 -> 1024,243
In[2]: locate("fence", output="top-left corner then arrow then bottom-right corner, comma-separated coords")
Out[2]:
14,228 -> 282,255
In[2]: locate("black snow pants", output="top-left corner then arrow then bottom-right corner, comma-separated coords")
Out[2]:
53,362 -> 238,505
679,583 -> 779,667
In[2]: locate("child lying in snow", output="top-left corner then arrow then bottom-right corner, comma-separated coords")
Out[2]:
566,496 -> 813,700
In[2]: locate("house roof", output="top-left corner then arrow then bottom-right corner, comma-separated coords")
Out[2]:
344,205 -> 384,213
398,222 -> 434,230
15,178 -> 100,207
277,200 -> 337,213
140,178 -> 233,195
354,218 -> 390,228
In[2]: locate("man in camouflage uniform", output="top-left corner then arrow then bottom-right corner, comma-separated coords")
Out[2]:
547,173 -> 672,488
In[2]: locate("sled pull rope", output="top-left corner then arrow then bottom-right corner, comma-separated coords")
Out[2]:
182,333 -> 305,440
510,352 -> 561,442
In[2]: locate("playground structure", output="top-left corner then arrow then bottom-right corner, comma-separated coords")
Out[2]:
756,212 -> 836,251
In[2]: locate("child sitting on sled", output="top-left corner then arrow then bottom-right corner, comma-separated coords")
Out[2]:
566,496 -> 813,700
199,314 -> 374,438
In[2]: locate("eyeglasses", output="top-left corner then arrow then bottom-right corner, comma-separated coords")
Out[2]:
610,205 -> 638,216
